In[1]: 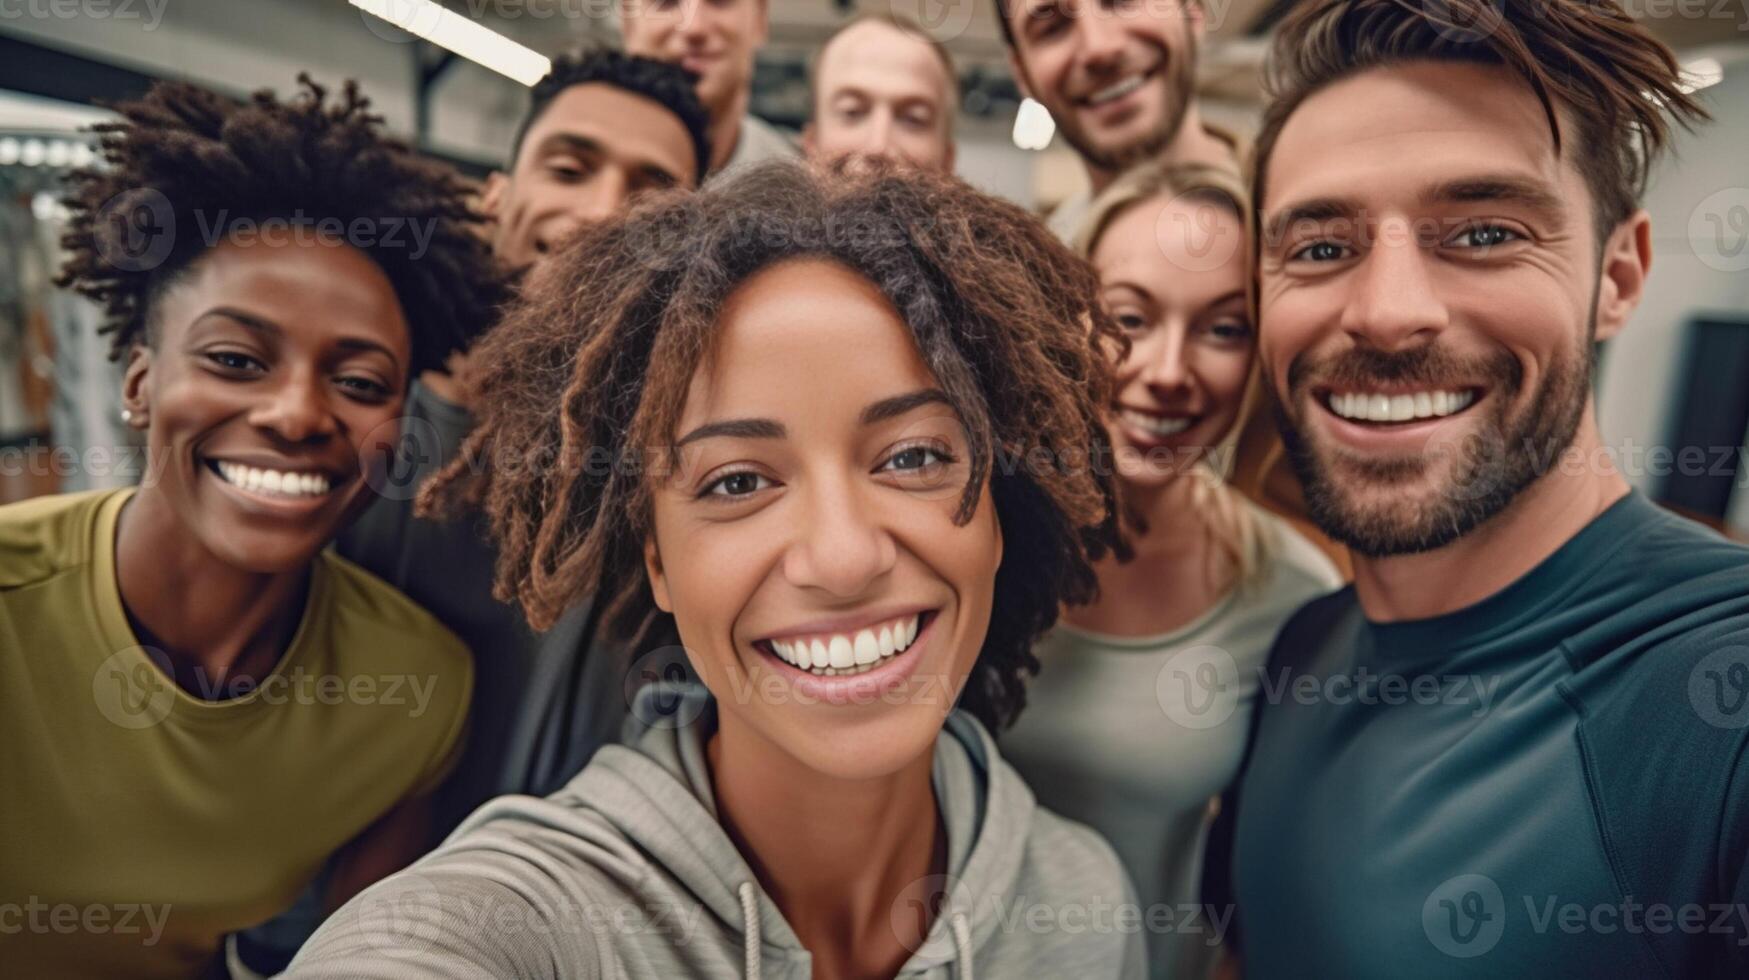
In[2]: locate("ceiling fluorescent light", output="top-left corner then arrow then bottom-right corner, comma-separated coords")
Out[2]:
351,0 -> 551,86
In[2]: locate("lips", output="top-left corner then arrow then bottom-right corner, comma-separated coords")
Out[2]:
1320,387 -> 1481,425
203,455 -> 349,510
750,610 -> 939,707
1075,64 -> 1160,108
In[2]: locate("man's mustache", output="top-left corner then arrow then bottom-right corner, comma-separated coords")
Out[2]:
1286,344 -> 1524,397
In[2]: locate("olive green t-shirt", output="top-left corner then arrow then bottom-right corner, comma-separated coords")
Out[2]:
0,489 -> 473,978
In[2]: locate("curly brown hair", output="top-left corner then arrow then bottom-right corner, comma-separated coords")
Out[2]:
56,75 -> 504,377
421,161 -> 1124,731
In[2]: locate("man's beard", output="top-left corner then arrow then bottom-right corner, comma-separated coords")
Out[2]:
1273,332 -> 1593,559
1056,35 -> 1198,174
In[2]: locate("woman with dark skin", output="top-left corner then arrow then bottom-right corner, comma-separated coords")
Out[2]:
0,77 -> 501,978
288,162 -> 1146,979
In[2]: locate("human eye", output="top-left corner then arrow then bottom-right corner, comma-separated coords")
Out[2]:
1446,222 -> 1523,251
1205,319 -> 1253,344
699,469 -> 773,499
203,349 -> 267,375
881,444 -> 954,473
1289,241 -> 1351,263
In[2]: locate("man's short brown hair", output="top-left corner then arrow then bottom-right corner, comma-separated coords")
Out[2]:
1250,0 -> 1708,236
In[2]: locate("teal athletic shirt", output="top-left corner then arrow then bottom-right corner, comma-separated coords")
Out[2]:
1228,491 -> 1749,978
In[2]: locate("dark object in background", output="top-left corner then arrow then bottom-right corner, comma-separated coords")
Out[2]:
1659,314 -> 1749,528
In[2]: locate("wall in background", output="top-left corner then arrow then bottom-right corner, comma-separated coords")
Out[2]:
1594,52 -> 1749,524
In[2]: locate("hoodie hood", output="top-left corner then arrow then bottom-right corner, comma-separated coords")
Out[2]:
571,681 -> 1029,978
288,682 -> 1142,980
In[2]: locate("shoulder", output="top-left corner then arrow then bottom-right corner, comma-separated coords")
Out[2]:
314,550 -> 474,691
1250,501 -> 1345,598
742,114 -> 798,159
1023,806 -> 1131,891
1047,191 -> 1093,242
0,489 -> 118,589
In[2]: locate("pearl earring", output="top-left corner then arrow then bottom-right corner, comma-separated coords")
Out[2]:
121,408 -> 134,424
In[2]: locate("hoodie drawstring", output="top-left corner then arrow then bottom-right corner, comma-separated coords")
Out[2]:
951,912 -> 974,980
739,881 -> 762,979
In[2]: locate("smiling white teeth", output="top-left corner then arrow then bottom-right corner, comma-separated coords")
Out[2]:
215,461 -> 333,498
1328,389 -> 1475,423
1120,409 -> 1192,437
768,614 -> 924,677
1088,73 -> 1145,105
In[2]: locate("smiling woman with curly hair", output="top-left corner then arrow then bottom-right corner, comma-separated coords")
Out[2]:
0,76 -> 502,978
288,161 -> 1146,979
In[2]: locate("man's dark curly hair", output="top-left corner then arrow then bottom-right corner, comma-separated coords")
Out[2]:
56,75 -> 504,378
511,48 -> 712,183
420,161 -> 1125,732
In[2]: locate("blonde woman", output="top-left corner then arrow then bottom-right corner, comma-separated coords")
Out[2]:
1001,163 -> 1344,980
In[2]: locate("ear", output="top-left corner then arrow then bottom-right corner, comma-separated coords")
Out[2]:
800,122 -> 816,160
1008,50 -> 1034,102
120,343 -> 153,430
644,536 -> 673,613
1187,0 -> 1207,41
1593,209 -> 1652,343
753,0 -> 769,45
480,171 -> 510,221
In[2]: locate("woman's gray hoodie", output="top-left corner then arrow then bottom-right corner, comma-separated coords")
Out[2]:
287,685 -> 1145,979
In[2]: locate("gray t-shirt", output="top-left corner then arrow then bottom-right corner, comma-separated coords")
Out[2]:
1001,504 -> 1341,980
714,112 -> 797,181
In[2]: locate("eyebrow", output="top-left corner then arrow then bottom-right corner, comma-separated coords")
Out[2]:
1261,197 -> 1361,249
543,132 -> 684,189
535,132 -> 605,158
1262,173 -> 1571,250
1423,174 -> 1565,217
194,306 -> 403,367
673,389 -> 956,449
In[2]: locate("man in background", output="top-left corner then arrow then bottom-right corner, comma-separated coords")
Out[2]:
620,0 -> 797,176
997,0 -> 1234,239
803,13 -> 957,173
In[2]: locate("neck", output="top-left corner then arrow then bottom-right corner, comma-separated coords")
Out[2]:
1350,416 -> 1630,622
708,714 -> 943,974
114,488 -> 310,697
707,87 -> 751,174
1120,469 -> 1210,557
1063,471 -> 1230,633
1084,105 -> 1230,197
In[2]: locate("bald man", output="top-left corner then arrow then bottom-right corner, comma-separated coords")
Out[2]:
803,14 -> 957,172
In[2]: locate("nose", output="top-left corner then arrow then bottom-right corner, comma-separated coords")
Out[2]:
1137,321 -> 1192,394
1078,8 -> 1128,75
676,0 -> 708,40
249,369 -> 337,444
1339,217 -> 1450,351
535,173 -> 625,256
783,473 -> 898,599
854,112 -> 897,158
